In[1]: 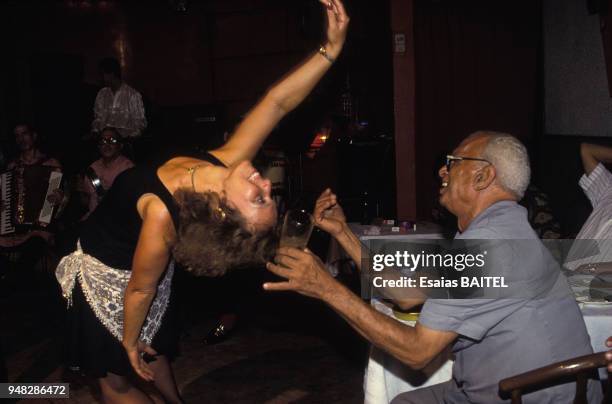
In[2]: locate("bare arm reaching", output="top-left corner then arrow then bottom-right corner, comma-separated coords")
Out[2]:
212,0 -> 349,166
580,143 -> 612,175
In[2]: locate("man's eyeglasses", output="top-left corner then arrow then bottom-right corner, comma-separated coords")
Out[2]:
445,155 -> 491,172
98,137 -> 119,146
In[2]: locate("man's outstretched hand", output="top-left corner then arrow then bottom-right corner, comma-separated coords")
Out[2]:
264,247 -> 337,300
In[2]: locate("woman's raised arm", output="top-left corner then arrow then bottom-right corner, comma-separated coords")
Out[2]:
212,0 -> 349,166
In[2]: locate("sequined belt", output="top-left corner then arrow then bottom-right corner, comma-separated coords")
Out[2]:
55,241 -> 174,344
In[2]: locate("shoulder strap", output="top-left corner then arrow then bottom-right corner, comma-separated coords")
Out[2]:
201,152 -> 226,167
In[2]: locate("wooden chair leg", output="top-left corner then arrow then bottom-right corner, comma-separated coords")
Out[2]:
574,372 -> 587,404
511,389 -> 522,404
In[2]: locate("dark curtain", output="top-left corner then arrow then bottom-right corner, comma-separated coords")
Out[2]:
413,0 -> 542,219
0,339 -> 6,382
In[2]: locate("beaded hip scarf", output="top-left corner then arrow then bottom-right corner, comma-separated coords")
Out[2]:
55,241 -> 174,344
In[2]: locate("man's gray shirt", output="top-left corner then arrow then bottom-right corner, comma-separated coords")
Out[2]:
418,201 -> 602,403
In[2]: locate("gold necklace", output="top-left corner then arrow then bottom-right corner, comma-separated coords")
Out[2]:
187,164 -> 207,192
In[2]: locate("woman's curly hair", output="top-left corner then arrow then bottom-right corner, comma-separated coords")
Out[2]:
172,189 -> 278,277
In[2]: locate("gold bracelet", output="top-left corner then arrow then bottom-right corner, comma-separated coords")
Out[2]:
318,45 -> 335,64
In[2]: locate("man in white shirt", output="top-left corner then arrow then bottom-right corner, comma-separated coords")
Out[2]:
565,143 -> 612,272
91,58 -> 146,139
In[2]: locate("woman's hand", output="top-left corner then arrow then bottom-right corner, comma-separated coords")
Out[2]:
320,0 -> 350,58
314,188 -> 346,237
124,340 -> 158,382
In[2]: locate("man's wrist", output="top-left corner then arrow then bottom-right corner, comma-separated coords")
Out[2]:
334,222 -> 352,242
319,275 -> 346,303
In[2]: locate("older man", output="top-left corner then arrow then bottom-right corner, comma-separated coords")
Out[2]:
266,131 -> 602,403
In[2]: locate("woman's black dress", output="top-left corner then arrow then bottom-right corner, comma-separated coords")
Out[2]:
66,153 -> 224,377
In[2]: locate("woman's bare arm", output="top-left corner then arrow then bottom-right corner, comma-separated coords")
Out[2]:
212,0 -> 349,166
122,196 -> 174,380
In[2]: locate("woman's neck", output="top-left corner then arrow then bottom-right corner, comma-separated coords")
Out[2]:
190,164 -> 227,194
101,154 -> 121,167
161,159 -> 227,195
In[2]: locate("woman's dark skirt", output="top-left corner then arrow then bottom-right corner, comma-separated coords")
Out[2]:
65,281 -> 179,378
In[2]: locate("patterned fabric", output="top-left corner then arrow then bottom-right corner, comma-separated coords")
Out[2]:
565,163 -> 612,270
55,241 -> 173,344
520,184 -> 562,239
92,83 -> 147,138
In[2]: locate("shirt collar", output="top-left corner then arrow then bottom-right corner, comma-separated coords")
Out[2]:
462,200 -> 520,233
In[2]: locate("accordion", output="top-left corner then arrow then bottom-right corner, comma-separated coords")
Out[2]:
0,165 -> 63,235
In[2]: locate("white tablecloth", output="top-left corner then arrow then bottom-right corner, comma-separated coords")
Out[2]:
340,223 -> 454,404
580,303 -> 612,380
569,273 -> 612,379
363,300 -> 453,404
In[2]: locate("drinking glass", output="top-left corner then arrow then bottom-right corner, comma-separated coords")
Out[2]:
279,209 -> 314,249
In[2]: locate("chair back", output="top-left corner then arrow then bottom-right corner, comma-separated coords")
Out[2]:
498,352 -> 610,404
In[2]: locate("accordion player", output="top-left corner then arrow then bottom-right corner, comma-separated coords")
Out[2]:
1,165 -> 63,236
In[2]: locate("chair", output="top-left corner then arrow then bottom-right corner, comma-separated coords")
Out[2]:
498,352 -> 610,404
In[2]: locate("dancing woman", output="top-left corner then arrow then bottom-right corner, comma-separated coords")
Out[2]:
56,1 -> 349,403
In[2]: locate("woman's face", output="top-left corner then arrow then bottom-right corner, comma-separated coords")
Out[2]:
98,130 -> 122,159
223,160 -> 277,233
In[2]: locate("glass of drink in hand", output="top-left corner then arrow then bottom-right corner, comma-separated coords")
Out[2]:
280,209 -> 314,250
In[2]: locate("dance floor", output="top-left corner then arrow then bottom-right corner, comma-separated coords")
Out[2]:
0,270 -> 366,403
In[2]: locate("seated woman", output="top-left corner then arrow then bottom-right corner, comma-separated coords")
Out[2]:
55,1 -> 349,403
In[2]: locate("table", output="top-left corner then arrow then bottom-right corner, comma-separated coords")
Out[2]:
581,303 -> 612,370
326,222 -> 454,404
570,273 -> 612,380
363,300 -> 453,404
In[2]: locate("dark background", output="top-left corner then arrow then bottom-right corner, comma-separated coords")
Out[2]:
0,0 -> 397,220
0,0 -> 611,234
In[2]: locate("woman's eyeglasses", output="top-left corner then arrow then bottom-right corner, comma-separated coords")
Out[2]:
98,137 -> 119,146
445,155 -> 491,172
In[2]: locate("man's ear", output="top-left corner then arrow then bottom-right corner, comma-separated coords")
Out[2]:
473,165 -> 496,191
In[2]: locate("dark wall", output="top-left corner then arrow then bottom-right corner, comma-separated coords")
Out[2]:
0,1 -> 315,134
0,0 -> 335,170
413,0 -> 542,219
0,0 -> 395,217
